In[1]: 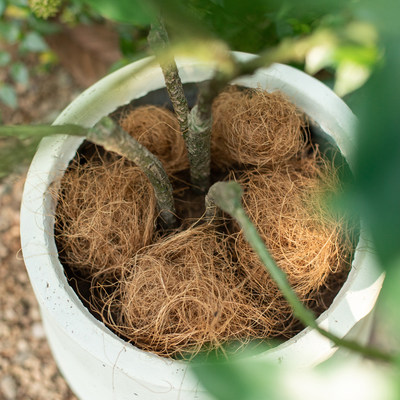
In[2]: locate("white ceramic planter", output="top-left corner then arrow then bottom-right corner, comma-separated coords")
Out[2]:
20,52 -> 384,400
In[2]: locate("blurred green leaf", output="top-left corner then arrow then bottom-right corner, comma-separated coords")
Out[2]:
334,60 -> 371,97
0,21 -> 21,43
355,0 -> 400,37
59,0 -> 103,25
0,0 -> 6,16
9,0 -> 28,6
334,45 -> 378,67
171,0 -> 283,50
81,0 -> 156,25
192,353 -> 282,400
10,62 -> 29,85
20,31 -> 48,52
351,38 -> 400,267
27,16 -> 60,35
151,0 -> 355,53
0,84 -> 18,108
0,122 -> 87,179
193,349 -> 398,400
377,261 -> 400,342
0,137 -> 40,179
0,50 -> 11,66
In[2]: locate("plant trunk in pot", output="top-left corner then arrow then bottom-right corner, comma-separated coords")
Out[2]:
20,52 -> 383,400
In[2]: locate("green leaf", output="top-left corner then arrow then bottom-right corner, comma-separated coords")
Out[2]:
28,16 -> 60,35
0,0 -> 6,16
20,31 -> 48,53
192,352 -> 283,400
0,137 -> 40,179
351,38 -> 400,267
9,0 -> 29,6
0,85 -> 18,108
81,0 -> 156,25
0,21 -> 21,43
0,122 -> 88,179
334,45 -> 378,67
10,62 -> 29,85
377,261 -> 400,342
356,0 -> 400,37
0,50 -> 11,66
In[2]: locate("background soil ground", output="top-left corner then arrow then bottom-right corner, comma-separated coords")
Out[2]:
0,60 -> 82,400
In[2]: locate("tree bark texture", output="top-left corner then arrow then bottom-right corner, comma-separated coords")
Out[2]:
148,20 -> 189,138
88,118 -> 176,228
187,105 -> 212,192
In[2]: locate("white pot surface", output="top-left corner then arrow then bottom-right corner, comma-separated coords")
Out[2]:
20,52 -> 383,400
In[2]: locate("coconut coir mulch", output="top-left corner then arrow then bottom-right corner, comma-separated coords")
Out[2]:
55,86 -> 355,359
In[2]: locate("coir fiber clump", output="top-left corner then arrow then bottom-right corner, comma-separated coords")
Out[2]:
119,105 -> 189,174
55,86 -> 355,359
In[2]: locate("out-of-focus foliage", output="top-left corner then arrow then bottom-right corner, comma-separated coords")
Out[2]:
349,0 -> 400,353
108,23 -> 149,71
0,136 -> 40,177
351,41 -> 400,269
0,0 -> 58,109
0,121 -> 86,176
28,0 -> 61,19
0,0 -> 380,112
82,0 -> 380,96
193,353 -> 398,400
194,351 -> 283,400
349,1 -> 400,268
80,0 -> 155,25
171,0 -> 351,52
0,83 -> 17,107
0,0 -> 107,110
304,21 -> 379,96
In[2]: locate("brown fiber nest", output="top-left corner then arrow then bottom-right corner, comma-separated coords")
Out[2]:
55,153 -> 157,281
118,105 -> 189,174
95,156 -> 354,359
102,224 -> 257,358
212,86 -> 307,169
55,96 -> 355,359
232,156 -> 354,311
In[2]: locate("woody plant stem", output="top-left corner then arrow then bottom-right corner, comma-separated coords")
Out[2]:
0,119 -> 177,227
87,118 -> 176,227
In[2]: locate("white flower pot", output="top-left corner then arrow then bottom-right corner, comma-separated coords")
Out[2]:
20,52 -> 383,400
